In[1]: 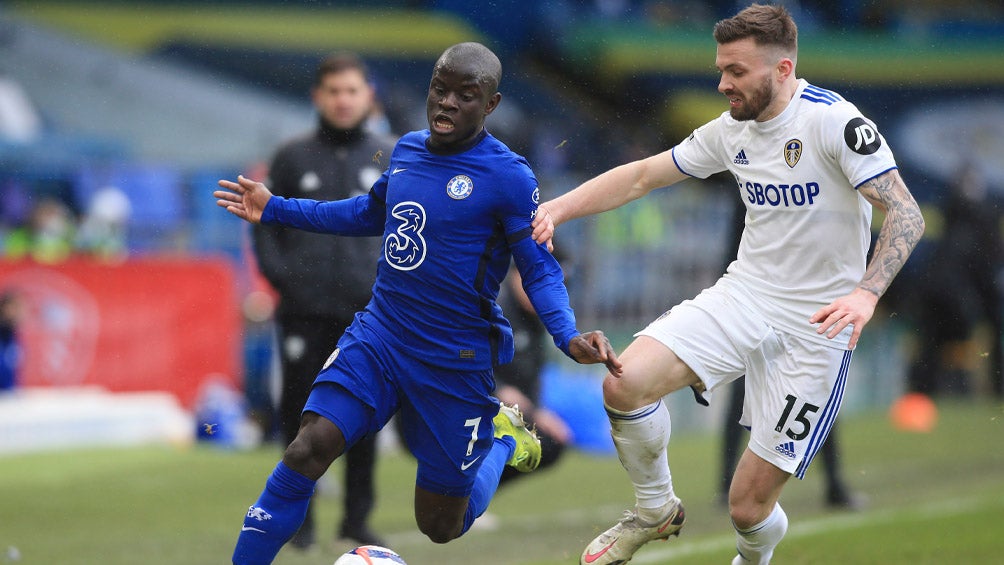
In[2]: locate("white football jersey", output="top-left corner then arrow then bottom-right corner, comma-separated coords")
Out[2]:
672,79 -> 897,347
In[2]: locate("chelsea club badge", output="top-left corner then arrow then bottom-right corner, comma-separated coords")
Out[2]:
446,175 -> 474,200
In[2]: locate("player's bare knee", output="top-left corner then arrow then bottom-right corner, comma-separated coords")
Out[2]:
417,516 -> 461,544
602,372 -> 640,410
729,499 -> 770,530
729,506 -> 756,530
421,527 -> 457,545
282,423 -> 342,478
602,369 -> 667,410
281,436 -> 321,474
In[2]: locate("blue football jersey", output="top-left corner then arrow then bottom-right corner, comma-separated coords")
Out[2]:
262,129 -> 579,370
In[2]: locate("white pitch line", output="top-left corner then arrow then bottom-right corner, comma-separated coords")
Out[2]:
630,495 -> 992,563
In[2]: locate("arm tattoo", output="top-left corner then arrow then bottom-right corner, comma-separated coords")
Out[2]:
858,170 -> 925,298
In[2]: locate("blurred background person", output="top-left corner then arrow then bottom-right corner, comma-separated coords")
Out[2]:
75,185 -> 132,263
3,196 -> 77,264
0,290 -> 22,392
251,51 -> 398,550
494,251 -> 576,489
907,165 -> 1003,398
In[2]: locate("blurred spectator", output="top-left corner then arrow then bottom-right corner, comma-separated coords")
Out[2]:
0,290 -> 22,392
240,286 -> 279,440
75,185 -> 132,262
250,51 -> 398,550
907,166 -> 1003,397
3,197 -> 76,263
494,254 -> 575,489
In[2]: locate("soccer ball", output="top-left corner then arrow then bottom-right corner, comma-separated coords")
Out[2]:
333,545 -> 407,565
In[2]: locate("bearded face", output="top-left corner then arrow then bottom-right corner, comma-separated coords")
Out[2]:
727,72 -> 775,122
716,37 -> 790,123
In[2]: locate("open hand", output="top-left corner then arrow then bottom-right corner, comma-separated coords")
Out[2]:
213,175 -> 273,224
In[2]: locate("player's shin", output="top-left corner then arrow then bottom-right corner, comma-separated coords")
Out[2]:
232,461 -> 316,565
607,400 -> 677,522
460,435 -> 514,535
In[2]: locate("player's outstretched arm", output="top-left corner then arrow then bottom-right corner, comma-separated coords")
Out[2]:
214,175 -> 273,224
532,151 -> 687,246
568,330 -> 623,375
810,169 -> 924,349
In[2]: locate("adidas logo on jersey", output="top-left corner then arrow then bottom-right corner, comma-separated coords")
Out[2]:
733,149 -> 749,165
774,441 -> 796,459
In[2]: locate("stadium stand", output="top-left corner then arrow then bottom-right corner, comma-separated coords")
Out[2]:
2,2 -> 1002,434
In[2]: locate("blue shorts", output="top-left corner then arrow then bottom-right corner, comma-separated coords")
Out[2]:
303,318 -> 499,497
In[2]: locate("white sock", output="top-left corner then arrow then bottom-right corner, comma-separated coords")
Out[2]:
607,400 -> 676,523
733,502 -> 788,565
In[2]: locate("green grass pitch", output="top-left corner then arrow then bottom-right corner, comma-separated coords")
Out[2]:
1,400 -> 1001,564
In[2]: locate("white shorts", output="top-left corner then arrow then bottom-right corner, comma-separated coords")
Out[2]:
637,277 -> 851,478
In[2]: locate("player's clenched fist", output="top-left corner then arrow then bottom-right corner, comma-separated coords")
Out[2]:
214,175 -> 274,224
569,330 -> 623,375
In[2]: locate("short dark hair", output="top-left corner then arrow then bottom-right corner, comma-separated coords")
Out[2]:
314,51 -> 370,87
435,42 -> 502,93
713,3 -> 798,57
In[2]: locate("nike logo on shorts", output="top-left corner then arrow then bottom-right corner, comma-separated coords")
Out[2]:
460,455 -> 482,471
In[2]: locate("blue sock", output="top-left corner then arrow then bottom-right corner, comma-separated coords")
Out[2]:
232,461 -> 316,565
460,436 -> 515,535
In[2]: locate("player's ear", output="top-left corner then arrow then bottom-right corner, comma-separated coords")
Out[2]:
776,57 -> 794,82
484,92 -> 502,117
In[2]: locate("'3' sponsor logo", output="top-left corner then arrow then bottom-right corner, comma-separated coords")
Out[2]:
385,201 -> 427,271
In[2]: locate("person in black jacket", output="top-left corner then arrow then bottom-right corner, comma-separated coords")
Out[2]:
494,248 -> 575,488
907,166 -> 1003,397
251,52 -> 397,550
